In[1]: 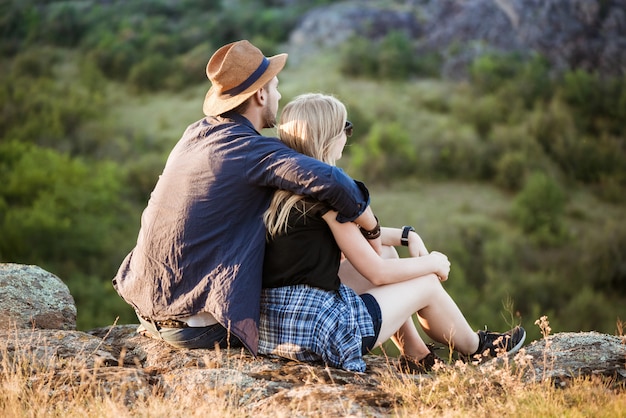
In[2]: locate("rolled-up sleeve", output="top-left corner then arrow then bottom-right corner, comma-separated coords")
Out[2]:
245,137 -> 370,222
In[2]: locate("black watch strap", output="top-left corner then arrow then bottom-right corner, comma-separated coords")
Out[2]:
401,226 -> 415,246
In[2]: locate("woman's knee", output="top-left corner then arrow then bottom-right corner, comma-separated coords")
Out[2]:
412,273 -> 446,300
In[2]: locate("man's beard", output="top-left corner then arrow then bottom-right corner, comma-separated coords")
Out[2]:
262,104 -> 277,129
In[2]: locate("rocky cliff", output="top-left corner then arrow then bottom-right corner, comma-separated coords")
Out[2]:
287,0 -> 626,78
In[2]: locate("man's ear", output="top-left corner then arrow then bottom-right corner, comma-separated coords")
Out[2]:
253,87 -> 265,106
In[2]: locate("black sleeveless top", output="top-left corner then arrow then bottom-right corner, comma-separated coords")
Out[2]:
262,198 -> 341,291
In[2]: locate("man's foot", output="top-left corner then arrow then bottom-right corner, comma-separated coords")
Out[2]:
471,325 -> 526,359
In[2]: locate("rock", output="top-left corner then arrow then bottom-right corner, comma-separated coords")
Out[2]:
1,264 -> 624,415
516,331 -> 626,386
422,0 -> 626,78
0,327 -> 152,405
0,263 -> 76,330
286,0 -> 626,78
287,2 -> 421,65
2,324 -> 624,416
87,324 -> 398,416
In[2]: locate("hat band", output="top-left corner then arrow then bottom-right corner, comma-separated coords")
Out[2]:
222,57 -> 270,97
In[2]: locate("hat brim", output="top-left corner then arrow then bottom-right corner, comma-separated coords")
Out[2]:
203,53 -> 288,117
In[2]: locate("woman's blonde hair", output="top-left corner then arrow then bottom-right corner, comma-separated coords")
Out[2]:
264,93 -> 347,238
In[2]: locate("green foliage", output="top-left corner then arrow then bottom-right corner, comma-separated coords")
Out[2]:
128,53 -> 174,93
86,34 -> 140,81
529,97 -> 626,201
0,141 -> 130,264
0,52 -> 103,153
0,141 -> 137,328
340,31 -> 438,80
487,123 -> 546,189
417,124 -> 488,181
0,1 -> 624,335
339,36 -> 379,78
512,172 -> 567,246
559,70 -> 626,135
452,93 -> 506,138
378,31 -> 416,80
0,0 -> 39,55
41,2 -> 90,47
494,151 -> 527,191
470,53 -> 553,109
470,53 -> 523,93
574,220 -> 626,295
1,0 -> 304,90
348,122 -> 417,182
68,273 -> 136,329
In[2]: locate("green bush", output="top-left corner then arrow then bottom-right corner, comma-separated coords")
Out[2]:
128,53 -> 174,93
87,35 -> 139,81
348,122 -> 416,182
494,151 -> 527,191
378,31 -> 416,80
339,35 -> 378,78
420,125 -> 487,180
0,141 -> 135,290
528,99 -> 577,173
176,42 -> 214,87
456,93 -> 505,138
41,2 -> 89,47
470,53 -> 552,109
68,273 -> 136,330
0,72 -> 101,152
340,32 -> 425,81
470,53 -> 523,92
10,46 -> 57,78
512,172 -> 567,245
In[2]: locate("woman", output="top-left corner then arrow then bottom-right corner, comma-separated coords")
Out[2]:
258,93 -> 526,372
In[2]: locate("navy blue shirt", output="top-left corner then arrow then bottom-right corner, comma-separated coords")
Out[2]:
113,113 -> 369,354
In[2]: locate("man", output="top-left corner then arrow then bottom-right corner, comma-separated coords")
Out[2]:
113,40 -> 380,354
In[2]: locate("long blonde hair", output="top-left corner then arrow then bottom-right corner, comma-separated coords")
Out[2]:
264,93 -> 347,238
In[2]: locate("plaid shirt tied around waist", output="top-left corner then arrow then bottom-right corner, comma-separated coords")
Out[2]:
258,283 -> 375,372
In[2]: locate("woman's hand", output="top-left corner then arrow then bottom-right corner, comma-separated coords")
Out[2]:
407,231 -> 429,257
427,251 -> 450,282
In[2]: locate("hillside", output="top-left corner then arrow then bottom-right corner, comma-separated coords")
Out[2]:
0,0 -> 624,342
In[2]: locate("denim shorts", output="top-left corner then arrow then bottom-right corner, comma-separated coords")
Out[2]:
137,315 -> 243,350
359,293 -> 382,354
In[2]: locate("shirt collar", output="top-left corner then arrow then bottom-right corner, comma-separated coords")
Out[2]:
218,111 -> 259,134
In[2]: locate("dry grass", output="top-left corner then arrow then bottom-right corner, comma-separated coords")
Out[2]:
379,355 -> 626,417
2,321 -> 625,418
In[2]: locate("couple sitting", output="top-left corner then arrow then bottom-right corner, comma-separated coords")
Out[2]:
113,40 -> 525,374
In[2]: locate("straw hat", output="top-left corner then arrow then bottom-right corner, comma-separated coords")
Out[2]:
202,40 -> 288,116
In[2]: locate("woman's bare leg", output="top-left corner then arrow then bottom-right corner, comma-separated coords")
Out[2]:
340,247 -> 479,358
390,318 -> 431,359
366,274 -> 479,354
340,249 -> 431,358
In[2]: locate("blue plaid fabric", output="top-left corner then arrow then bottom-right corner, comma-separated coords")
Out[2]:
258,283 -> 375,372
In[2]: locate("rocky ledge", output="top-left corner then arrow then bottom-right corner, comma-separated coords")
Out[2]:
1,263 -> 624,416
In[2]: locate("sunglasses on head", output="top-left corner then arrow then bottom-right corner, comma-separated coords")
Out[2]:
344,120 -> 353,137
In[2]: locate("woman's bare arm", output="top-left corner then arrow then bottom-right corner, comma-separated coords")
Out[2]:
322,210 -> 450,286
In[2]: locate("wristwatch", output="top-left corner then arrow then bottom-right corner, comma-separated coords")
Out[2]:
401,226 -> 415,246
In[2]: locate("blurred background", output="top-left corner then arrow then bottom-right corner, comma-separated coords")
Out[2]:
1,0 -> 624,343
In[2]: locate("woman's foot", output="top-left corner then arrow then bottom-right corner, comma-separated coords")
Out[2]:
466,325 -> 527,361
396,345 -> 446,374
